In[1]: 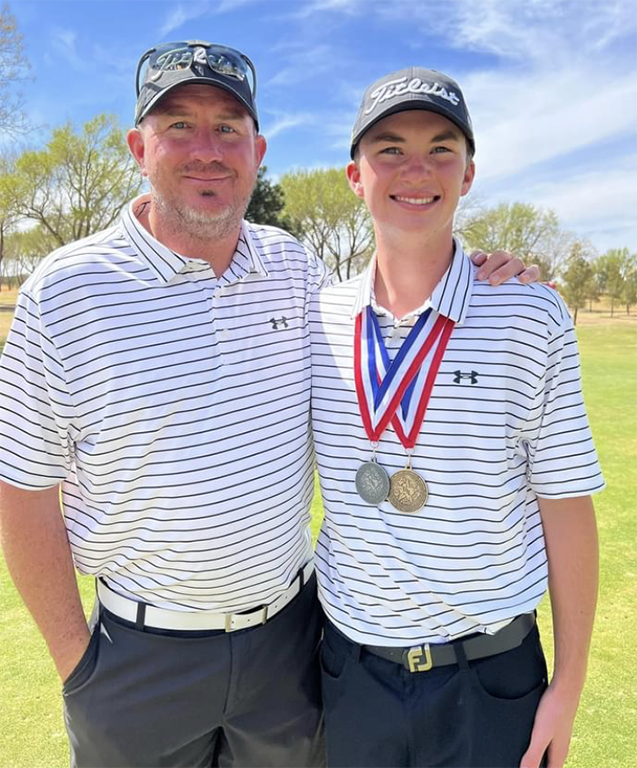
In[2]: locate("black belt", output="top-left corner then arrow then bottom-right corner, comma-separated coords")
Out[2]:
361,613 -> 536,673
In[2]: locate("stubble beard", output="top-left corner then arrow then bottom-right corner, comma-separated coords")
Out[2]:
151,180 -> 255,243
149,162 -> 257,242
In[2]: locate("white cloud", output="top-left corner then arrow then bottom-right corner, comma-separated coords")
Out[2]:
280,0 -> 363,21
213,0 -> 266,13
468,67 -> 637,181
50,27 -> 83,70
267,44 -> 337,87
264,113 -> 314,140
158,0 -> 260,36
374,0 -> 635,65
515,166 -> 637,252
158,2 -> 211,37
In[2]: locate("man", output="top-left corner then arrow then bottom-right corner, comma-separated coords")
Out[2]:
0,43 -> 535,767
309,67 -> 603,768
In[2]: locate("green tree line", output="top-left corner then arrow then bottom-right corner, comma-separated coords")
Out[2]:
1,114 -> 635,323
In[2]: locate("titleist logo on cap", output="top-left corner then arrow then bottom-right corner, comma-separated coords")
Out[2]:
364,76 -> 461,115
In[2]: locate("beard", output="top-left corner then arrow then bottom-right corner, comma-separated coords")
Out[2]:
150,162 -> 256,243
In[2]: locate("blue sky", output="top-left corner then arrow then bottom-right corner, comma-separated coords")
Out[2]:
9,0 -> 637,253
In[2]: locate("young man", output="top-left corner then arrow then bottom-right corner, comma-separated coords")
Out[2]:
310,67 -> 603,768
0,44 -> 535,767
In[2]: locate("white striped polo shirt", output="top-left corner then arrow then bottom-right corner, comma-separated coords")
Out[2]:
0,195 -> 329,612
309,241 -> 604,646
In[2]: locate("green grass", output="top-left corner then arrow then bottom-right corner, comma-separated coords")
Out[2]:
1,323 -> 636,768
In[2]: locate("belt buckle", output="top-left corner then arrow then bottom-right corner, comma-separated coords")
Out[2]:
224,605 -> 268,632
406,644 -> 433,673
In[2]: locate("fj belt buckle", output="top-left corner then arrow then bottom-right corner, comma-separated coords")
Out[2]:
406,643 -> 433,673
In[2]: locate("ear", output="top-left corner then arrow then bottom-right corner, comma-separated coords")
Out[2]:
346,160 -> 364,199
254,133 -> 267,167
460,159 -> 475,197
127,128 -> 147,175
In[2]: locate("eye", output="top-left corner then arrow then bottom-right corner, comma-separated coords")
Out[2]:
220,124 -> 238,134
170,121 -> 189,130
380,146 -> 402,155
432,145 -> 452,154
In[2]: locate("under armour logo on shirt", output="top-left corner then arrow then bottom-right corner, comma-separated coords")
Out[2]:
453,370 -> 478,384
270,316 -> 289,330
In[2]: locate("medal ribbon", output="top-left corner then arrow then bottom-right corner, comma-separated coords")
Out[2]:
354,306 -> 455,448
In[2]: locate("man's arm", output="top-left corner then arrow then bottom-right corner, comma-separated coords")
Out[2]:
471,250 -> 540,285
0,481 -> 90,682
520,495 -> 599,768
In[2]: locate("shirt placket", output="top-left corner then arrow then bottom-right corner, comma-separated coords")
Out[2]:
185,263 -> 229,360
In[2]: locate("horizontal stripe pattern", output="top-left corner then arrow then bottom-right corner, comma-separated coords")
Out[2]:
310,243 -> 604,645
0,198 -> 329,612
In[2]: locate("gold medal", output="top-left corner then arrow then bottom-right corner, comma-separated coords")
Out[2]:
388,468 -> 428,513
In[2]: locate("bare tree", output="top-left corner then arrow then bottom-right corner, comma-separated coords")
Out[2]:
0,3 -> 31,136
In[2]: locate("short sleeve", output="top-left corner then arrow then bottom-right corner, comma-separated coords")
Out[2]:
0,289 -> 75,489
307,248 -> 333,295
523,292 -> 604,498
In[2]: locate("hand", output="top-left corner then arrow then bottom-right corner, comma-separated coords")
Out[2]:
471,250 -> 541,286
519,684 -> 581,768
55,627 -> 92,683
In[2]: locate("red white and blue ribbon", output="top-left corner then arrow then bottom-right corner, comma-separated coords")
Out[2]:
354,306 -> 455,450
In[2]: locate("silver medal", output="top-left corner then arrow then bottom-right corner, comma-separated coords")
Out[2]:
356,461 -> 391,505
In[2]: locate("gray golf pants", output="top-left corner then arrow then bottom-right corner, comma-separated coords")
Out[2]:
63,575 -> 325,767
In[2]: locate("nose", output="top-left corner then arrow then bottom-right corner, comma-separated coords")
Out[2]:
189,127 -> 225,163
401,154 -> 433,180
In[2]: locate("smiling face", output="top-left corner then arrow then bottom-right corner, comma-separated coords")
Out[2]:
347,109 -> 475,245
127,83 -> 266,243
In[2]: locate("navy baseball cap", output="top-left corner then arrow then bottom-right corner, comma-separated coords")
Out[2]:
350,67 -> 474,158
135,40 -> 258,128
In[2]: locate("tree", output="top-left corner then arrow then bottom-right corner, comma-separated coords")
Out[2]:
596,248 -> 629,317
0,3 -> 31,136
5,114 -> 143,247
2,225 -> 58,286
245,165 -> 302,238
621,253 -> 637,315
245,166 -> 301,237
453,191 -> 487,241
560,241 -> 596,325
0,152 -> 18,289
280,167 -> 374,281
462,202 -> 567,280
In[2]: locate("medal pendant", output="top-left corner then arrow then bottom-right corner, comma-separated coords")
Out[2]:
388,468 -> 428,513
356,461 -> 391,505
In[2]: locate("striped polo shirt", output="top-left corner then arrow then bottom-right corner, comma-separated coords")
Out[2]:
0,195 -> 329,612
309,241 -> 604,646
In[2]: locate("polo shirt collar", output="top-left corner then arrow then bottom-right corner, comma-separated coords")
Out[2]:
351,237 -> 474,325
120,195 -> 269,285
